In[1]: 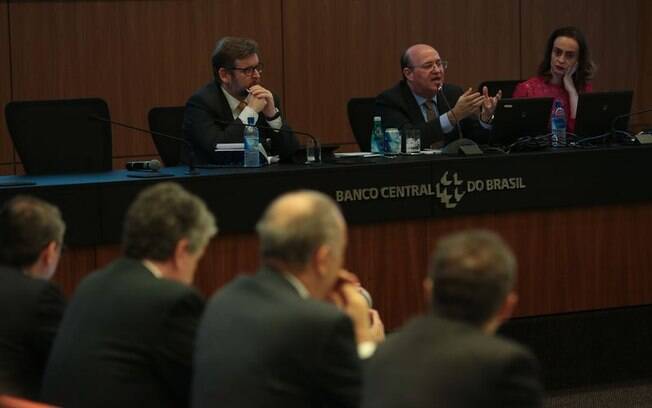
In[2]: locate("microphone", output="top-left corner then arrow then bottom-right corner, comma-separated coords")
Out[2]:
358,286 -> 373,308
438,86 -> 483,155
126,159 -> 161,171
438,85 -> 465,140
610,108 -> 652,144
215,118 -> 322,163
89,115 -> 199,175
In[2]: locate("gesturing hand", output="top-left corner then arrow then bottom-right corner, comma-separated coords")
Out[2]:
480,86 -> 502,122
450,88 -> 484,123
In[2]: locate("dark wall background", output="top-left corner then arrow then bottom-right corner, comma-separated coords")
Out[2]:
0,0 -> 649,174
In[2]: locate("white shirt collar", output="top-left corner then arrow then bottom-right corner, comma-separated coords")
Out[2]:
142,260 -> 162,279
220,86 -> 244,118
281,270 -> 377,359
411,89 -> 437,107
283,273 -> 310,299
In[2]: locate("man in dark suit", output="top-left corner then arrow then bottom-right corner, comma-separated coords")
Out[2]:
376,44 -> 501,148
183,36 -> 299,164
40,183 -> 217,408
362,230 -> 543,408
192,190 -> 384,408
0,196 -> 65,400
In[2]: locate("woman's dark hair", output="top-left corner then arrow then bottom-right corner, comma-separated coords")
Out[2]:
537,26 -> 596,90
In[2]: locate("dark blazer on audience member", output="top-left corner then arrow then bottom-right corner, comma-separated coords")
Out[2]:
361,313 -> 543,408
192,267 -> 361,408
0,266 -> 65,399
40,258 -> 204,408
375,80 -> 489,147
183,81 -> 299,164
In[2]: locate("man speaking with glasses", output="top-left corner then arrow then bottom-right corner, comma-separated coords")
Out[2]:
183,37 -> 298,164
375,44 -> 501,149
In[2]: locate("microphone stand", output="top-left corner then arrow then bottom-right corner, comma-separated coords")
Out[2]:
89,115 -> 199,175
437,86 -> 483,156
610,108 -> 652,144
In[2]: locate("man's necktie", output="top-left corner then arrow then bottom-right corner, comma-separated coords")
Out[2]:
424,100 -> 438,122
424,99 -> 445,148
234,101 -> 247,117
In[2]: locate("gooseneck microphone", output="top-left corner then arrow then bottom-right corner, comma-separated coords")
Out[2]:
611,108 -> 652,143
438,85 -> 465,140
214,118 -> 322,162
89,115 -> 199,175
358,286 -> 373,308
438,86 -> 482,155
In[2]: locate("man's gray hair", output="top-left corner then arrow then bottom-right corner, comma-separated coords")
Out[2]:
256,190 -> 344,265
123,182 -> 217,260
428,230 -> 516,326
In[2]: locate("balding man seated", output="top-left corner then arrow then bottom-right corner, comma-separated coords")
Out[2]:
376,44 -> 501,148
192,190 -> 384,408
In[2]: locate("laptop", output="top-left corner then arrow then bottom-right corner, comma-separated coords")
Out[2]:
490,97 -> 554,146
575,90 -> 633,139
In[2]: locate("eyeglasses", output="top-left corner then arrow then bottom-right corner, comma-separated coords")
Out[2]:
229,63 -> 264,76
409,60 -> 448,71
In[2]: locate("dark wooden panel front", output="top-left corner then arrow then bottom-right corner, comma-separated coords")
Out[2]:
51,201 -> 652,331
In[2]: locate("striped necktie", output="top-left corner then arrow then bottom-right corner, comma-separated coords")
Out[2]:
423,99 -> 438,122
234,100 -> 247,118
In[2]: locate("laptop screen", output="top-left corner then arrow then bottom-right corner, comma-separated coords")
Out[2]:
575,91 -> 633,139
490,97 -> 554,146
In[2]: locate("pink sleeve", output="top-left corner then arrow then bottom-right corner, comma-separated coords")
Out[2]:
512,81 -> 528,98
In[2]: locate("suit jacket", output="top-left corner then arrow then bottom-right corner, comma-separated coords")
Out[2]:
375,80 -> 489,147
40,258 -> 204,408
0,266 -> 64,400
192,267 -> 361,408
183,81 -> 299,164
361,314 -> 542,408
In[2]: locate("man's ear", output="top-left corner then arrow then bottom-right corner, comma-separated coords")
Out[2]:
496,292 -> 518,324
422,277 -> 433,305
42,241 -> 59,264
402,67 -> 413,80
217,67 -> 230,84
30,241 -> 60,279
172,238 -> 191,270
313,245 -> 331,277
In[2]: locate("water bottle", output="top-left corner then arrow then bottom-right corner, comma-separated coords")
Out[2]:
244,117 -> 260,167
370,116 -> 384,153
551,100 -> 567,147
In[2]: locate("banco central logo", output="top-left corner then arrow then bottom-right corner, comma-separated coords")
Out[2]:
435,171 -> 465,209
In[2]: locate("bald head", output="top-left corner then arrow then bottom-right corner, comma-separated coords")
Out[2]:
256,190 -> 345,266
401,44 -> 437,69
401,43 -> 445,98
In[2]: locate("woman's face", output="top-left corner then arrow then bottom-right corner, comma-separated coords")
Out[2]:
550,36 -> 580,77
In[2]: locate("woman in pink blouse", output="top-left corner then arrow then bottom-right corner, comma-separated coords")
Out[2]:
513,26 -> 596,133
